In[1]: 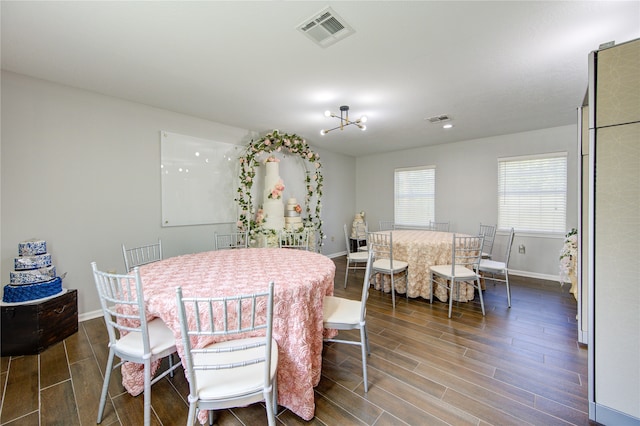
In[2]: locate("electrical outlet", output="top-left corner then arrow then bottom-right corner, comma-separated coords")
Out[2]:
518,244 -> 525,254
331,236 -> 335,242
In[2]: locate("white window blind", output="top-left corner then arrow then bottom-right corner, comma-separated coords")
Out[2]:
394,166 -> 435,227
498,153 -> 567,234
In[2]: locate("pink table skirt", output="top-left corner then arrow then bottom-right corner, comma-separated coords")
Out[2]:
122,248 -> 335,421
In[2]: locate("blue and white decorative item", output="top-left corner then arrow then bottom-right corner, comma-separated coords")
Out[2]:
14,253 -> 52,270
2,239 -> 64,303
18,239 -> 47,256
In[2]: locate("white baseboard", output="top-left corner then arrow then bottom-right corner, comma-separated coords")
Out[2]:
326,251 -> 347,259
509,269 -> 560,283
79,309 -> 103,322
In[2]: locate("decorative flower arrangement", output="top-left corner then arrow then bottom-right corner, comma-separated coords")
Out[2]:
268,180 -> 285,199
235,130 -> 324,245
255,208 -> 264,225
264,156 -> 280,163
559,228 -> 578,284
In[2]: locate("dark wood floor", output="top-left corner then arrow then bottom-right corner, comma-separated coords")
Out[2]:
1,255 -> 590,425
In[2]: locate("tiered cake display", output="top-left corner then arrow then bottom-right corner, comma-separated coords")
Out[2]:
262,158 -> 286,230
2,239 -> 64,303
285,198 -> 303,230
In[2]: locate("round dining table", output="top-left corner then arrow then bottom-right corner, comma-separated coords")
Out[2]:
120,247 -> 336,422
372,229 -> 477,302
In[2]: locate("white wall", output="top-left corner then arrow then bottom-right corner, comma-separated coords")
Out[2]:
1,71 -> 356,317
355,125 -> 579,279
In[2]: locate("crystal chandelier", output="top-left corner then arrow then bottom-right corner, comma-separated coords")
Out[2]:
320,105 -> 367,135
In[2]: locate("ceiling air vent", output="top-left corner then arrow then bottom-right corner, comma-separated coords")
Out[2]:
297,7 -> 355,48
426,114 -> 452,124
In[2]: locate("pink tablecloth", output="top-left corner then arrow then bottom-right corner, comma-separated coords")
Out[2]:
121,248 -> 335,421
373,230 -> 476,302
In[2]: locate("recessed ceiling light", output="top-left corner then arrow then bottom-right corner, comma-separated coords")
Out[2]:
443,123 -> 454,129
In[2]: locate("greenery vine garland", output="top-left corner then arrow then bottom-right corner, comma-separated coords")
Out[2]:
235,130 -> 324,246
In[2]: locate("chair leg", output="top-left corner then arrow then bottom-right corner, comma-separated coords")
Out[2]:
448,281 -> 454,318
429,273 -> 434,304
505,272 -> 511,307
476,277 -> 485,316
364,325 -> 371,355
97,348 -> 115,423
344,259 -> 350,288
265,389 -> 276,426
143,358 -> 152,426
390,273 -> 396,308
187,402 -> 197,425
168,354 -> 174,378
360,326 -> 369,392
272,375 -> 279,417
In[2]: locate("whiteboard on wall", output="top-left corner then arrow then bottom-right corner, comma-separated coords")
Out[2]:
160,131 -> 242,227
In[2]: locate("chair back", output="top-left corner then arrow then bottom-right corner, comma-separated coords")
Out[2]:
450,235 -> 484,274
430,221 -> 450,232
343,223 -> 352,251
176,282 -> 276,401
215,231 -> 249,250
368,231 -> 395,265
279,230 -> 309,250
360,250 -> 375,321
91,262 -> 152,356
503,228 -> 516,266
478,223 -> 497,256
378,220 -> 395,231
122,239 -> 162,272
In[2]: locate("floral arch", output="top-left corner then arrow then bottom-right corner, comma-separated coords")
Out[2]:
235,130 -> 325,246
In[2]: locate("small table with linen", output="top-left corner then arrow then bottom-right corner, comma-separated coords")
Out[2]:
373,229 -> 477,302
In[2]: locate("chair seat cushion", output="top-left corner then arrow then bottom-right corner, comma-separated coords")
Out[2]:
429,264 -> 478,279
194,336 -> 278,400
373,258 -> 408,273
116,317 -> 176,358
348,251 -> 369,262
323,295 -> 362,326
479,259 -> 506,272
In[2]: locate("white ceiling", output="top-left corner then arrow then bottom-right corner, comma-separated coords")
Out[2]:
2,1 -> 639,157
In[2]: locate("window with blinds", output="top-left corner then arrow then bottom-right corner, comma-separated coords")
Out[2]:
498,153 -> 567,234
394,166 -> 435,227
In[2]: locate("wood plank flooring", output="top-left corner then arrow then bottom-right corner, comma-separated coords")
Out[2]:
0,255 -> 592,425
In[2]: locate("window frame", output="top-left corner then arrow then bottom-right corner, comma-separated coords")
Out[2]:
394,165 -> 436,228
497,152 -> 568,236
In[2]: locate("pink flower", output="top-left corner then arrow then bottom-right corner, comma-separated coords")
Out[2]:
255,209 -> 264,223
294,204 -> 302,214
264,139 -> 271,146
268,180 -> 285,199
